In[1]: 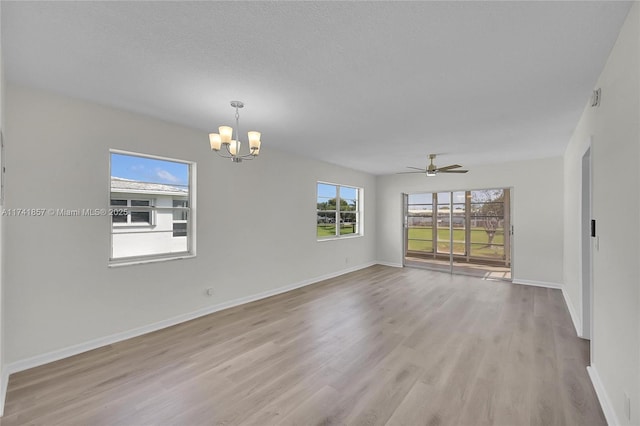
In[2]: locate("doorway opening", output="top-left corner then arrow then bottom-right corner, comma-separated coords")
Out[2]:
581,146 -> 592,341
403,188 -> 512,280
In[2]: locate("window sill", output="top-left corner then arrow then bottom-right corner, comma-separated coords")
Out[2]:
317,234 -> 363,242
109,252 -> 195,268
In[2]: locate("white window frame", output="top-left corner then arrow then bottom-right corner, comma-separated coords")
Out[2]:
316,181 -> 363,241
109,149 -> 196,267
110,198 -> 156,227
172,198 -> 189,237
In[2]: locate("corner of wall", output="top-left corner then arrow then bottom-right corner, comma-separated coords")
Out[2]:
375,261 -> 403,268
0,369 -> 7,417
588,365 -> 620,426
561,286 -> 583,338
0,0 -> 6,416
511,278 -> 562,289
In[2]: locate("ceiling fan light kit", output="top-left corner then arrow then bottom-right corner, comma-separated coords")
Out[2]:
399,154 -> 469,177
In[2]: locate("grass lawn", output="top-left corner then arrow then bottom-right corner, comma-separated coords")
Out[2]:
407,227 -> 505,258
316,225 -> 504,259
317,224 -> 356,237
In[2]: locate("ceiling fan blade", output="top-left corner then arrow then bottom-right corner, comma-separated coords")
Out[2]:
406,166 -> 426,171
440,169 -> 469,173
396,171 -> 426,174
436,164 -> 462,171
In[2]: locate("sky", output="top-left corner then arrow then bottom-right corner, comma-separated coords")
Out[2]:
317,183 -> 357,202
110,153 -> 189,185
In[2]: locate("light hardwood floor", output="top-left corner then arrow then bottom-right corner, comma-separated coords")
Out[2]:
1,265 -> 605,425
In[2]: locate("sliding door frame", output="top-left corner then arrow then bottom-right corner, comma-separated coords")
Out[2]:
404,186 -> 513,278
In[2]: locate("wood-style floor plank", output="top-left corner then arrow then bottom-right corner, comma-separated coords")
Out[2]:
0,266 -> 605,426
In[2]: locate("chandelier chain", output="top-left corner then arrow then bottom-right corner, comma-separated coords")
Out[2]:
235,106 -> 240,143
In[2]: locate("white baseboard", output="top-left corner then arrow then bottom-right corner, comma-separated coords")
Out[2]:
5,261 -> 377,377
562,287 -> 583,338
375,261 -> 403,268
513,280 -> 586,337
512,278 -> 562,289
0,367 -> 7,417
588,365 -> 619,426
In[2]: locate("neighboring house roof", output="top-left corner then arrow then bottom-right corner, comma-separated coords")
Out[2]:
111,177 -> 188,197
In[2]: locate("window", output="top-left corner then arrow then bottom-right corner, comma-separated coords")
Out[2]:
110,151 -> 195,264
110,199 -> 154,225
406,193 -> 434,252
317,182 -> 362,239
172,199 -> 188,237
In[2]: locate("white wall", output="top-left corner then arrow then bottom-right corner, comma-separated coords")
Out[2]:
563,135 -> 591,335
563,3 -> 639,425
3,84 -> 377,366
376,156 -> 564,286
0,0 -> 5,415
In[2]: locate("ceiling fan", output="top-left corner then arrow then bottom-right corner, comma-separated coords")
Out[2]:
399,154 -> 468,176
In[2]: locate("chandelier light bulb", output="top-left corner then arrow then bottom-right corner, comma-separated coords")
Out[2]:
208,101 -> 263,163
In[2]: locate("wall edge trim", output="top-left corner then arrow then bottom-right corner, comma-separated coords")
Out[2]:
0,368 -> 7,417
511,278 -> 562,289
561,286 -> 584,338
375,261 -> 403,268
5,261 -> 377,377
587,364 -> 620,426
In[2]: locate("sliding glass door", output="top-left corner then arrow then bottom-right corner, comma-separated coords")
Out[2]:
404,188 -> 511,280
405,193 -> 434,255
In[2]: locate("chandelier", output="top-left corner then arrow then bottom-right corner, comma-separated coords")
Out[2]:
209,101 -> 261,163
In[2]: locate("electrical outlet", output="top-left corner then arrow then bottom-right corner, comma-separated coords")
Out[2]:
206,288 -> 214,296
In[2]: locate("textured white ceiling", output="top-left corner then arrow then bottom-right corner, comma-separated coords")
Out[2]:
2,1 -> 633,175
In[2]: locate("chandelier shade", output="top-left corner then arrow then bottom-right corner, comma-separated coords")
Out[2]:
219,126 -> 233,144
209,101 -> 262,163
228,141 -> 241,155
248,131 -> 261,151
209,133 -> 222,151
